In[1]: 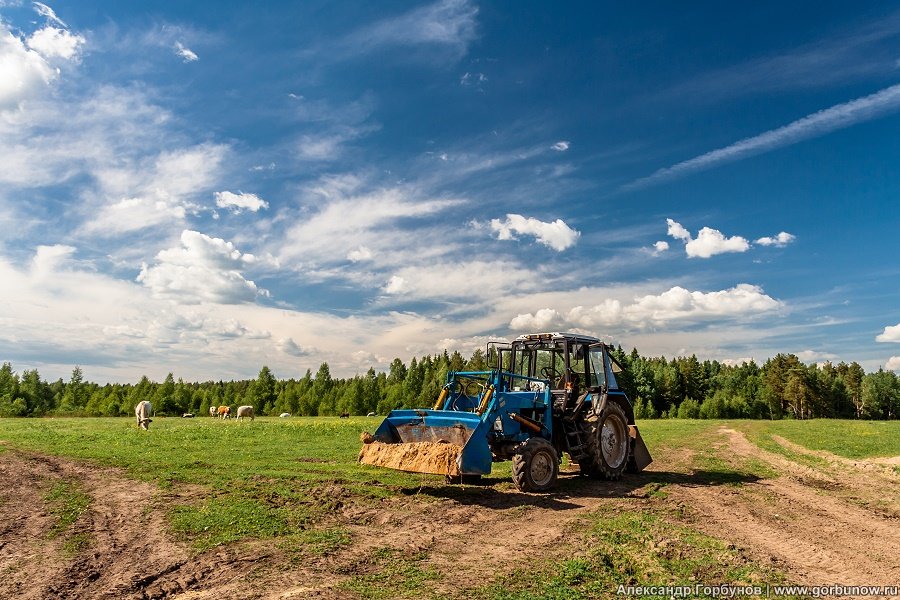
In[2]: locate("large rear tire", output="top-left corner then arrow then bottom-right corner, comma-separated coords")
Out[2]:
512,437 -> 559,492
584,402 -> 630,480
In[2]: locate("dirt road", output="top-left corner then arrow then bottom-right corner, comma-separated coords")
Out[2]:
1,426 -> 898,598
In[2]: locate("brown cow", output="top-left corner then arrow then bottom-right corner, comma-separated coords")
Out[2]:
217,405 -> 231,419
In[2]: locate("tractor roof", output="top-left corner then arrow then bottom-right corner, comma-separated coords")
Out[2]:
512,332 -> 602,345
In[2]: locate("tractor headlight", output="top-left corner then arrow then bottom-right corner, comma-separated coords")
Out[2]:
493,417 -> 503,431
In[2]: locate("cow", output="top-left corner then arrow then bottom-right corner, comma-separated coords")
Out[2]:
182,413 -> 194,418
339,412 -> 350,418
135,401 -> 152,430
217,405 -> 231,419
366,412 -> 375,417
209,405 -> 218,417
279,413 -> 291,418
236,405 -> 254,421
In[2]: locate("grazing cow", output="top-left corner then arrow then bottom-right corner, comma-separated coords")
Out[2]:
182,413 -> 194,418
209,405 -> 218,417
279,413 -> 291,418
217,405 -> 231,419
339,412 -> 350,418
135,401 -> 152,430
366,412 -> 375,417
236,405 -> 254,421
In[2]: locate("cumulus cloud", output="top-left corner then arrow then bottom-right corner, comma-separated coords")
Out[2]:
511,284 -> 782,331
666,218 -> 750,258
490,214 -> 580,251
510,308 -> 564,331
551,141 -> 570,151
278,337 -> 312,357
137,230 -> 267,304
886,356 -> 900,372
27,27 -> 85,60
214,191 -> 268,213
174,41 -> 198,62
384,275 -> 407,294
0,24 -> 57,110
756,231 -> 796,247
876,323 -> 900,343
651,240 -> 669,255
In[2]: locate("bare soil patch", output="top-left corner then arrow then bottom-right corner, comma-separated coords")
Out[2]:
670,427 -> 900,588
0,449 -> 285,599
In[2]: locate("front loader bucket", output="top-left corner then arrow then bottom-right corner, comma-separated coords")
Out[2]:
359,409 -> 493,476
627,425 -> 653,473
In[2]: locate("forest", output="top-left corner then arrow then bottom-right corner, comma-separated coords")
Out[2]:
1,346 -> 898,420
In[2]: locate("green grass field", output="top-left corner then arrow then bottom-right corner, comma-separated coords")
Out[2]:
1,416 -> 897,598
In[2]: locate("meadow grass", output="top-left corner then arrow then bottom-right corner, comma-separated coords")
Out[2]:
736,419 -> 900,460
0,415 -> 896,559
0,416 -> 435,549
43,480 -> 92,555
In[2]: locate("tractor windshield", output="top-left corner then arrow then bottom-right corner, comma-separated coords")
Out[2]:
589,347 -> 607,389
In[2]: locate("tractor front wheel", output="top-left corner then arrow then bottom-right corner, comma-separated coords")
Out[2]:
512,437 -> 559,492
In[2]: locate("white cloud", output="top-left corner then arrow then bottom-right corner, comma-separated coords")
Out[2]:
551,141 -> 570,151
278,337 -> 312,357
27,27 -> 85,60
0,24 -> 57,111
342,0 -> 478,59
174,41 -> 198,62
490,214 -> 580,251
666,218 -> 691,242
886,356 -> 900,372
137,230 -> 267,304
382,260 -> 540,301
33,2 -> 67,28
876,323 -> 900,343
795,349 -> 838,364
517,283 -> 782,331
651,240 -> 669,255
384,275 -> 407,294
214,191 -> 269,213
460,71 -> 487,86
347,246 -> 373,262
756,231 -> 796,247
666,219 -> 750,258
625,82 -> 900,190
510,308 -> 563,331
277,181 -> 462,267
85,143 -> 229,235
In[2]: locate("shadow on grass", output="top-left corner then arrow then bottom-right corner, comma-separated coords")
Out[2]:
404,468 -> 761,511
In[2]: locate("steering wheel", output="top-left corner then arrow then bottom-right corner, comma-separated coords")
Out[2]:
540,366 -> 561,381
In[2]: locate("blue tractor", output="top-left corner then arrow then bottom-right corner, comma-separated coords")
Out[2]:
360,332 -> 652,492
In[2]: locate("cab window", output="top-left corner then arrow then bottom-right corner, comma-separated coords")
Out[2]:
589,348 -> 607,389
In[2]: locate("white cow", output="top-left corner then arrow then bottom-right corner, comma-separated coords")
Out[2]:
279,413 -> 291,418
135,401 -> 152,430
209,405 -> 218,417
236,405 -> 254,421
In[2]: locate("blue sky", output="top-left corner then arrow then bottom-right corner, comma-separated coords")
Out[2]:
1,0 -> 899,382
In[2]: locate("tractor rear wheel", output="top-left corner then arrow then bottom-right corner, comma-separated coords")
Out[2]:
512,437 -> 559,492
584,402 -> 630,480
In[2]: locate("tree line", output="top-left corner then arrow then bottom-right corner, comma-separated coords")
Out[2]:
0,346 -> 898,419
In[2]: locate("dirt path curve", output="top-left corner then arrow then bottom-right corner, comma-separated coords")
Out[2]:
0,449 -> 194,599
670,427 -> 900,589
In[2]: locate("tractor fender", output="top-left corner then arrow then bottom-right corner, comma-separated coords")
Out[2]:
592,392 -> 635,425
